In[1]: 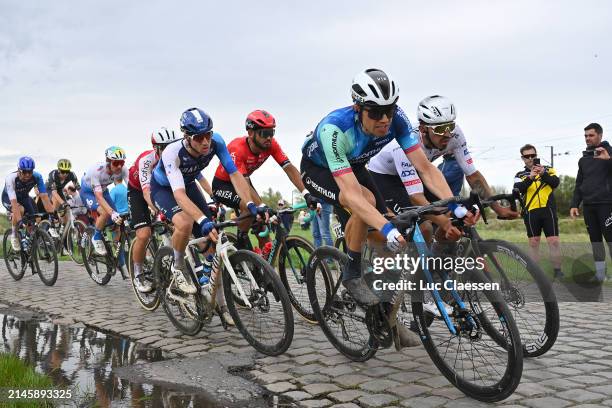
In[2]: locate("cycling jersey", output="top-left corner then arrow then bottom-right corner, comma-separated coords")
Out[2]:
301,106 -> 420,175
367,140 -> 424,196
513,166 -> 559,211
81,163 -> 129,193
46,170 -> 80,193
420,125 -> 476,176
128,149 -> 158,191
153,136 -> 237,191
214,136 -> 290,182
3,171 -> 46,200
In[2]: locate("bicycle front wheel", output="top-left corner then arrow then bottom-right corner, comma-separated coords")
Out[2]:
411,268 -> 523,402
478,239 -> 559,357
128,236 -> 160,311
223,249 -> 294,356
67,220 -> 87,265
3,230 -> 25,281
306,246 -> 377,362
81,226 -> 113,285
154,246 -> 204,336
278,235 -> 316,323
33,229 -> 59,286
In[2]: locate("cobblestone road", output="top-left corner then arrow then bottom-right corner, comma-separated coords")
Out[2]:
2,261 -> 612,407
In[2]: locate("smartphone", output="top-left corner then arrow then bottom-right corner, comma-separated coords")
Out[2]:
533,158 -> 540,165
583,150 -> 595,157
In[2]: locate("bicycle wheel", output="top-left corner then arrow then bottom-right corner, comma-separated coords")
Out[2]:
306,246 -> 378,362
477,239 -> 559,357
3,230 -> 25,281
67,220 -> 87,265
154,246 -> 204,336
411,268 -> 523,402
81,226 -> 113,285
128,236 -> 160,311
278,236 -> 316,323
33,229 -> 59,286
223,249 -> 294,356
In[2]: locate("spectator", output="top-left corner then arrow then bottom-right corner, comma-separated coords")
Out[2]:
312,202 -> 334,248
109,177 -> 129,214
277,199 -> 293,231
513,144 -> 562,279
298,210 -> 311,230
570,123 -> 612,282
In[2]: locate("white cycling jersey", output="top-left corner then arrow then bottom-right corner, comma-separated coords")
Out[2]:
81,162 -> 129,193
368,125 -> 477,196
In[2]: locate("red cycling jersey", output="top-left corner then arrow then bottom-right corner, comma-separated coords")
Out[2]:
128,149 -> 158,191
214,136 -> 290,182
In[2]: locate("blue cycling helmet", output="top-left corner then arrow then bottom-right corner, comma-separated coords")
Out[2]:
180,107 -> 213,135
18,156 -> 35,171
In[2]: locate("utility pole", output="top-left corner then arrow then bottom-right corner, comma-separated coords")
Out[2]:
544,145 -> 554,167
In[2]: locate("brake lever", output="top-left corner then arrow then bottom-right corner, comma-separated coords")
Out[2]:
468,191 -> 487,224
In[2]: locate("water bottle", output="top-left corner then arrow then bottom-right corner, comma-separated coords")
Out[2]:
21,235 -> 30,252
198,254 -> 214,285
59,224 -> 65,237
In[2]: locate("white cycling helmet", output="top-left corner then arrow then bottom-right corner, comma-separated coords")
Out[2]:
151,127 -> 178,146
417,95 -> 456,124
351,68 -> 399,106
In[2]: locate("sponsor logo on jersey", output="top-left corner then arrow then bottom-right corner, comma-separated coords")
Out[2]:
305,177 -> 336,200
401,169 -> 416,177
331,131 -> 344,163
466,158 -> 473,165
404,179 -> 421,186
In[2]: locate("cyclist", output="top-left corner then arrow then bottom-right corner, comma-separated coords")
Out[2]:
3,157 -> 54,251
127,127 -> 180,293
415,95 -> 517,218
45,159 -> 81,238
81,146 -> 129,255
300,68 -> 459,311
150,107 -> 258,295
212,109 -> 317,249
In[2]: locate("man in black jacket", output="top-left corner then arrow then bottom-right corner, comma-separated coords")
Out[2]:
514,144 -> 562,279
570,123 -> 612,282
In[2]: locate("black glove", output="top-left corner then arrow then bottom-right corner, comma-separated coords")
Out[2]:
304,193 -> 319,210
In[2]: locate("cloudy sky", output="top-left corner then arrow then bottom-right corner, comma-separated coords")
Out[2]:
1,0 -> 611,205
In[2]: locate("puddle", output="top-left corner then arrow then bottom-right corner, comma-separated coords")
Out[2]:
0,305 -> 261,407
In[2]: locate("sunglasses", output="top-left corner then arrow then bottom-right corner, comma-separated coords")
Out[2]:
19,170 -> 33,176
190,130 -> 214,143
522,154 -> 537,159
110,160 -> 125,167
427,122 -> 456,136
258,129 -> 275,139
363,104 -> 397,121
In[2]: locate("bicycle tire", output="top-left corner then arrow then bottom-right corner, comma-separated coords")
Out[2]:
67,220 -> 87,265
128,236 -> 160,311
411,267 -> 523,402
278,235 -> 317,323
3,230 -> 25,281
33,229 -> 59,286
477,239 -> 560,357
37,219 -> 61,252
223,249 -> 294,356
154,246 -> 204,336
81,226 -> 113,285
306,246 -> 378,362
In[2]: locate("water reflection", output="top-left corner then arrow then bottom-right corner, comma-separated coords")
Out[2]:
0,311 -> 224,407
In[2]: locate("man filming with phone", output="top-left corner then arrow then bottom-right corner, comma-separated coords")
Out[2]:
570,123 -> 612,282
514,144 -> 562,279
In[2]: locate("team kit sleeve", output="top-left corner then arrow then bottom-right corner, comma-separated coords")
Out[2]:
162,142 -> 187,191
451,126 -> 477,176
213,134 -> 239,175
35,172 -> 47,194
319,124 -> 352,176
391,146 -> 424,195
393,107 -> 421,154
271,139 -> 291,168
5,173 -> 17,201
138,152 -> 155,190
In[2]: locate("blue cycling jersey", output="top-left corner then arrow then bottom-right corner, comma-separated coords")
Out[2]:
301,106 -> 420,176
3,171 -> 46,201
153,135 -> 237,191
